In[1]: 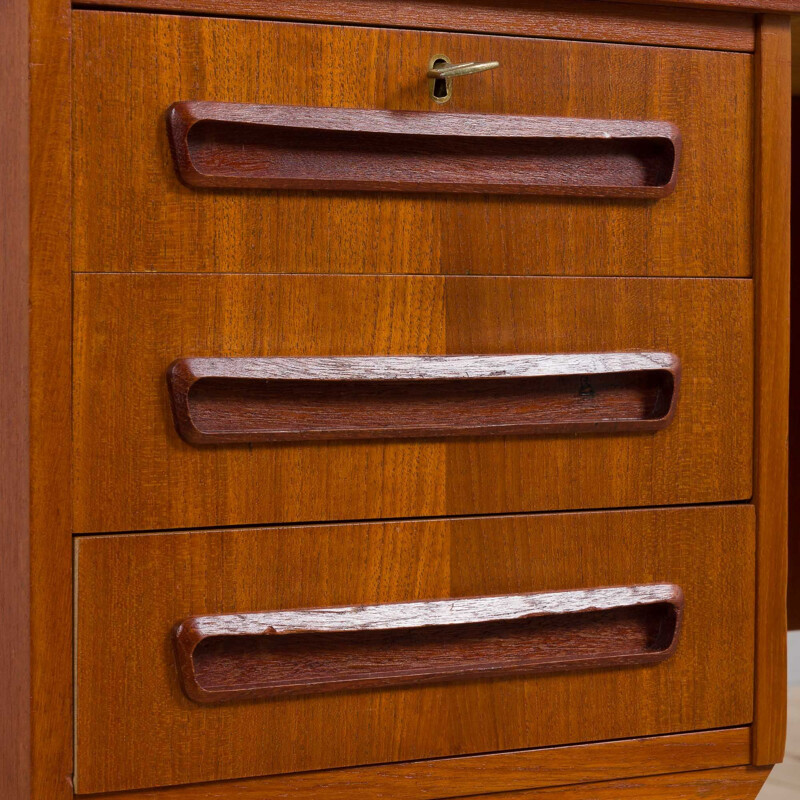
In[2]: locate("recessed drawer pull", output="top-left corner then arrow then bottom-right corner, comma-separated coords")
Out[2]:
166,352 -> 680,444
166,101 -> 681,197
173,584 -> 683,703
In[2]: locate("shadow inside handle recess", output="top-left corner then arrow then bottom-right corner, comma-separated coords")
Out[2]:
183,370 -> 676,442
186,120 -> 677,192
188,603 -> 680,701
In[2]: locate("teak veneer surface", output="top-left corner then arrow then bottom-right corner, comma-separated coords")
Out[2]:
28,0 -> 73,792
789,97 -> 800,629
83,728 -> 752,800
752,14 -> 790,764
73,11 -> 752,277
66,1 -> 800,17
581,0 -> 800,9
0,0 -> 30,796
74,505 -> 754,794
2,0 -> 789,797
73,274 -> 751,533
67,0 -> 758,52
457,765 -> 771,800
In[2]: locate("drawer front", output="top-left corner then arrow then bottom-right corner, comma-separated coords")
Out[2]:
73,10 -> 751,277
74,505 -> 755,794
73,274 -> 752,533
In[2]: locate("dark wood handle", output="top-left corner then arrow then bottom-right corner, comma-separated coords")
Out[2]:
166,353 -> 680,444
173,584 -> 683,703
166,101 -> 681,197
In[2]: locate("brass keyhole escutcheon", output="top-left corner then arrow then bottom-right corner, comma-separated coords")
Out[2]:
428,55 -> 453,103
427,54 -> 500,104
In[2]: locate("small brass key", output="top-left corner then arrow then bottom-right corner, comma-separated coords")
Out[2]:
427,55 -> 499,103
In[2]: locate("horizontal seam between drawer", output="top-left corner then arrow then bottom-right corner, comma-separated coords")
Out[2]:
69,3 -> 756,55
71,271 -> 756,280
71,497 -> 753,537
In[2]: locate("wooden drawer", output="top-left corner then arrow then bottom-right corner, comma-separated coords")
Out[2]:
74,505 -> 754,794
73,10 -> 751,278
73,274 -> 752,533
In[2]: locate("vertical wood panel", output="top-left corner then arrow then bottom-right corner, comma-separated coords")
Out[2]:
753,13 -> 791,766
0,0 -> 29,795
788,95 -> 800,630
30,0 -> 73,793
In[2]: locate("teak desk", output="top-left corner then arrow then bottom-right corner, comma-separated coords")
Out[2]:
1,0 -> 794,798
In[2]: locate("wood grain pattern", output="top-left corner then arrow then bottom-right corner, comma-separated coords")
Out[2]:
68,0 -> 757,52
631,0 -> 799,10
167,353 -> 679,443
73,0 -> 800,14
29,0 -> 73,793
752,14 -> 791,766
73,275 -> 751,534
788,95 -> 800,630
168,101 -> 680,197
0,0 -> 29,796
456,766 -> 771,800
74,506 -> 754,794
83,728 -> 752,800
13,1 -> 788,798
73,11 -> 752,278
174,585 -> 682,702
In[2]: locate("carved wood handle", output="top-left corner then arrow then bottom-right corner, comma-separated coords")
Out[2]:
166,101 -> 681,197
166,352 -> 680,444
173,584 -> 684,703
